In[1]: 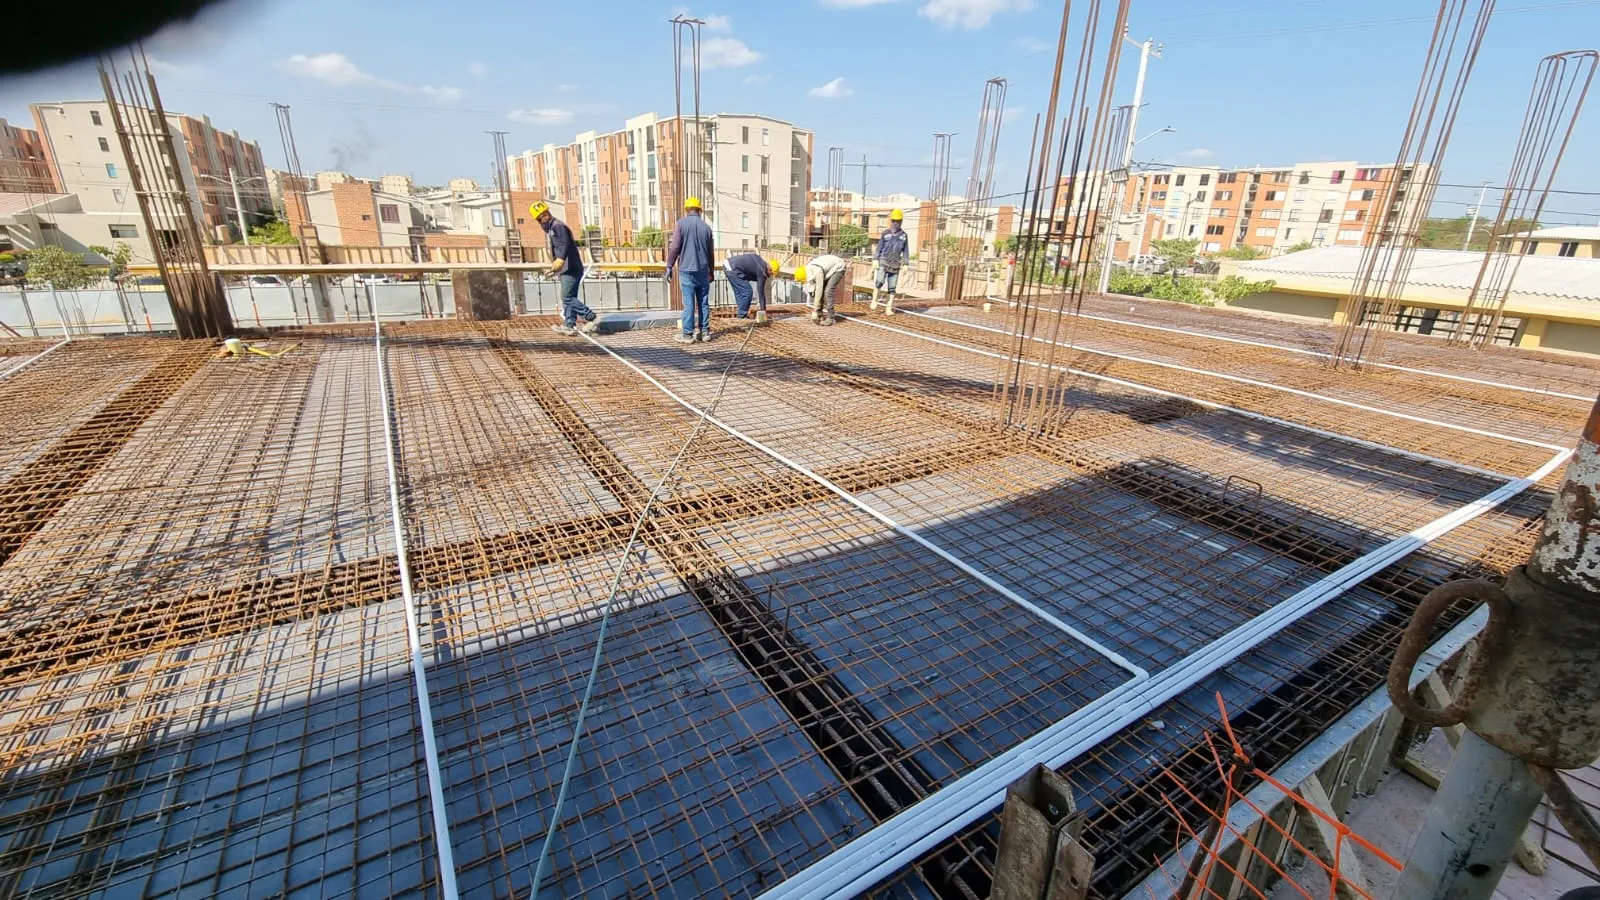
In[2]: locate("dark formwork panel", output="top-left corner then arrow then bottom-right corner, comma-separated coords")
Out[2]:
430,590 -> 882,899
737,534 -> 1132,791
0,658 -> 436,899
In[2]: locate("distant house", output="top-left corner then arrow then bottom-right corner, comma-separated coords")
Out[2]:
1495,225 -> 1600,259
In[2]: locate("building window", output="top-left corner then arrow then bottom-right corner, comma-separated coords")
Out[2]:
112,189 -> 125,203
1559,241 -> 1579,257
1204,241 -> 1221,252
1174,174 -> 1186,186
1298,171 -> 1310,185
741,184 -> 749,200
1287,210 -> 1301,222
1318,209 -> 1333,223
761,185 -> 769,201
762,128 -> 771,146
1261,209 -> 1280,220
741,155 -> 749,173
97,137 -> 110,152
760,156 -> 769,175
361,214 -> 372,221
105,163 -> 117,178
90,110 -> 102,126
1217,191 -> 1233,201
1220,173 -> 1237,184
1165,223 -> 1176,236
1194,191 -> 1207,202
1152,191 -> 1167,201
109,224 -> 138,239
1212,208 -> 1228,217
741,211 -> 749,228
1199,173 -> 1210,186
1263,190 -> 1281,201
380,204 -> 400,223
1154,174 -> 1169,185
741,126 -> 749,144
1330,170 -> 1345,184
1523,241 -> 1538,254
1255,226 -> 1277,237
1206,224 -> 1224,235
1337,229 -> 1363,241
1187,224 -> 1198,236
1283,228 -> 1294,240
491,209 -> 506,227
1357,189 -> 1375,201
1343,209 -> 1361,221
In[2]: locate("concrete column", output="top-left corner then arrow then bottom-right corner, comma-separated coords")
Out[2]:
1514,317 -> 1547,349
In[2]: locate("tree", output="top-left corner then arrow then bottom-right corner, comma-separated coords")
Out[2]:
1416,216 -> 1539,252
1145,276 -> 1213,305
248,220 -> 297,244
834,223 -> 869,255
1150,237 -> 1200,271
89,242 -> 133,281
24,245 -> 101,289
1281,241 -> 1314,254
1219,244 -> 1266,260
636,226 -> 665,249
1211,275 -> 1276,303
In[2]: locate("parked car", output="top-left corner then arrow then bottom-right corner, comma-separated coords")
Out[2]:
353,274 -> 397,286
131,275 -> 165,292
245,274 -> 287,287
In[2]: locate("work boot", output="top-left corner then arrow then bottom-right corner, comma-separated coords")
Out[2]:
696,330 -> 712,343
578,316 -> 602,335
817,316 -> 835,327
809,309 -> 820,323
551,323 -> 578,336
755,310 -> 768,325
884,295 -> 897,316
869,288 -> 881,311
674,332 -> 696,344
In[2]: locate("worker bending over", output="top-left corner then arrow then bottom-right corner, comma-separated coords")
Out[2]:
665,196 -> 715,343
724,253 -> 780,324
795,254 -> 847,326
531,202 -> 600,335
872,208 -> 910,315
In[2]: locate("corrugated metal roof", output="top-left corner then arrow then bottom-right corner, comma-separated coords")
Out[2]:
1237,246 -> 1600,302
1508,225 -> 1600,241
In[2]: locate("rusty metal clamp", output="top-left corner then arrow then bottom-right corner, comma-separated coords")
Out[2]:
1386,580 -> 1510,728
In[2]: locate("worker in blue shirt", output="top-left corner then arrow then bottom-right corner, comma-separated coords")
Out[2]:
724,252 -> 780,324
531,201 -> 599,335
872,207 -> 911,315
665,196 -> 715,343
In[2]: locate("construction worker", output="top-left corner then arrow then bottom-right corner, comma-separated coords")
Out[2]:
795,254 -> 847,326
724,252 -> 779,324
872,208 -> 910,314
665,196 -> 715,343
531,201 -> 600,336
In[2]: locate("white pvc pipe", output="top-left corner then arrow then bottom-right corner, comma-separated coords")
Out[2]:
0,338 -> 69,380
579,332 -> 1148,680
754,445 -> 1571,900
843,315 -> 1509,482
373,319 -> 461,900
982,294 -> 1594,404
913,309 -> 1564,451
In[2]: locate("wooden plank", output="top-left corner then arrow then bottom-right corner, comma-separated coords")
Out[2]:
1295,774 -> 1372,900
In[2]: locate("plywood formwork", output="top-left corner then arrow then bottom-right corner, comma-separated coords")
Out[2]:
0,303 -> 1586,900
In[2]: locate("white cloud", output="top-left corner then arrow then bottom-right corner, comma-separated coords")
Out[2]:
744,73 -> 771,85
700,37 -> 763,68
820,0 -> 905,6
555,83 -> 579,93
704,13 -> 733,31
919,0 -> 1034,29
508,108 -> 576,125
1180,147 -> 1214,160
1014,36 -> 1050,53
467,61 -> 489,78
809,77 -> 853,99
145,55 -> 196,76
280,52 -> 466,102
1002,104 -> 1024,123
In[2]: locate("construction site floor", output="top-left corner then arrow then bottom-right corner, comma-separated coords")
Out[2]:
0,299 -> 1590,899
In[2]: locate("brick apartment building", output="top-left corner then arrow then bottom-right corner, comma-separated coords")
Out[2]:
1041,161 -> 1432,261
508,112 -> 813,250
283,180 -> 562,253
0,118 -> 55,193
806,190 -> 1017,259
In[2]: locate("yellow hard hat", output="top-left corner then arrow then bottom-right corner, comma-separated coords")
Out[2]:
768,258 -> 780,275
890,208 -> 904,221
793,265 -> 807,283
684,196 -> 702,210
528,201 -> 550,218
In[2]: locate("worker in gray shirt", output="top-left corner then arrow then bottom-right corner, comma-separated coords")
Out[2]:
724,252 -> 779,324
795,254 -> 848,326
665,196 -> 715,343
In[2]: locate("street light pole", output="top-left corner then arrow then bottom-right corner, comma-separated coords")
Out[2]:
230,168 -> 250,245
1097,34 -> 1162,297
1463,180 -> 1491,250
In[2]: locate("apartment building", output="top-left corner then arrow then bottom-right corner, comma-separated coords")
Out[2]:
1497,225 -> 1600,259
29,100 -> 270,242
282,181 -> 567,251
805,190 -> 1017,259
508,113 -> 812,249
379,174 -> 414,197
0,118 -> 55,193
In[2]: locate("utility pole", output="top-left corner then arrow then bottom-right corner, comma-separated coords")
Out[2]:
861,153 -> 868,198
1463,180 -> 1491,250
1097,32 -> 1161,297
229,167 -> 250,245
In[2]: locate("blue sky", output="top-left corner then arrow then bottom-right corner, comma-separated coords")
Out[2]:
3,0 -> 1598,224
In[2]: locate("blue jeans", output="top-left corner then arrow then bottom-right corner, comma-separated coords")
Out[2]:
874,267 -> 900,293
729,275 -> 760,317
678,270 -> 711,335
560,273 -> 595,327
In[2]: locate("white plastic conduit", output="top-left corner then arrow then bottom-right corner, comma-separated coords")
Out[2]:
753,443 -> 1571,900
373,319 -> 461,900
0,338 -> 69,380
910,309 -> 1565,452
983,294 -> 1595,404
842,315 -> 1510,482
578,332 -> 1149,680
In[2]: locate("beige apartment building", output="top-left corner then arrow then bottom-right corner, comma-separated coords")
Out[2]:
508,112 -> 813,250
806,190 -> 1017,259
18,100 -> 269,263
1497,225 -> 1600,258
0,118 -> 54,193
379,174 -> 414,197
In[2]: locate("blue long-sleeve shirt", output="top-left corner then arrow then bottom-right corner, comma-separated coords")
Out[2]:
725,253 -> 770,305
875,226 -> 910,270
543,218 -> 584,278
665,212 -> 714,275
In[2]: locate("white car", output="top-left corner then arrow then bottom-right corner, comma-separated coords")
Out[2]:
353,274 -> 397,286
245,275 -> 287,287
